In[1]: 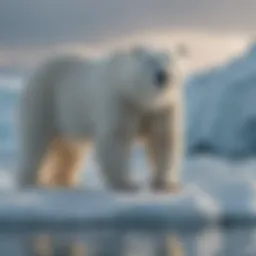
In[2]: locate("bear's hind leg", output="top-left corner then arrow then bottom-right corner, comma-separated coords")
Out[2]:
17,133 -> 53,188
38,138 -> 86,188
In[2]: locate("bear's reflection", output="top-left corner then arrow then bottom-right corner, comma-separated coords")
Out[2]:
26,230 -> 186,256
23,226 -> 243,256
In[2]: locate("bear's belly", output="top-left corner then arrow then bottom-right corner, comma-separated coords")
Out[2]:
55,97 -> 94,140
58,117 -> 93,140
57,108 -> 94,140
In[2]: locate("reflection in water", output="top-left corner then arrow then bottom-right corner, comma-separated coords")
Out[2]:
1,226 -> 256,256
26,230 -> 186,256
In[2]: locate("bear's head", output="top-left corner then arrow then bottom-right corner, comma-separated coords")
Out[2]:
111,45 -> 183,111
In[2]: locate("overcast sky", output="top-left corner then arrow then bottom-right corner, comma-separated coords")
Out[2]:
0,0 -> 255,72
0,0 -> 255,46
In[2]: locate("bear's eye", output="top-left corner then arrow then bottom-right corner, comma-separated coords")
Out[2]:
154,70 -> 169,88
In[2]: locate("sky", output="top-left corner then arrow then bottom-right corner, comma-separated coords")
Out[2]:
0,0 -> 255,73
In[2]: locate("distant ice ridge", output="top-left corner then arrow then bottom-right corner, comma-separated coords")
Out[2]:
0,77 -> 20,162
186,42 -> 256,158
0,76 -> 23,91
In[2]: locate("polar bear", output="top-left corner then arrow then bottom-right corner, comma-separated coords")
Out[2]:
16,45 -> 185,192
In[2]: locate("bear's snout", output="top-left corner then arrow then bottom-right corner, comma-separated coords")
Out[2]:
154,69 -> 170,88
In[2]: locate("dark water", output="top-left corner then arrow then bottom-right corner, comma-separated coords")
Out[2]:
0,226 -> 255,256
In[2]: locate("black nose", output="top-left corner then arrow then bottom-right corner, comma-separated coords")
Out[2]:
155,70 -> 169,88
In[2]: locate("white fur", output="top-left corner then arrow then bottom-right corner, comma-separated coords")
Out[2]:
17,45 -> 184,191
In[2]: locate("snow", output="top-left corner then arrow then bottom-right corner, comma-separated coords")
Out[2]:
1,153 -> 256,228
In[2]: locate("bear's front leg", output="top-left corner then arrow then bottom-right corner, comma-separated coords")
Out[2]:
95,132 -> 138,192
145,106 -> 184,193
